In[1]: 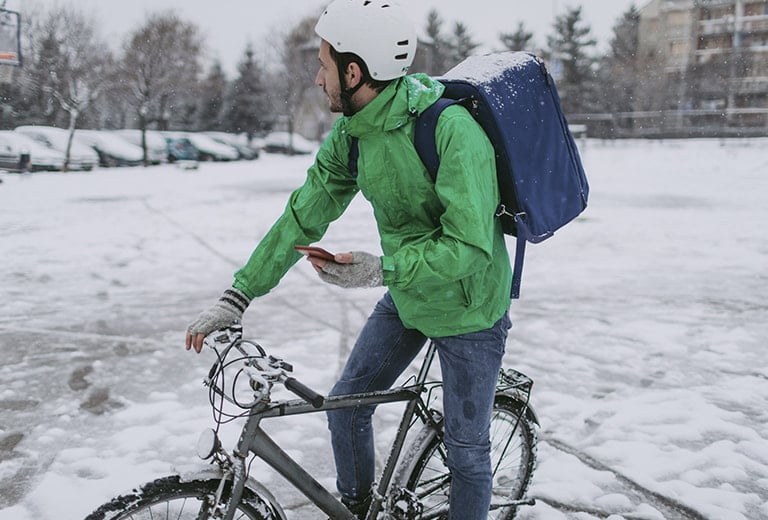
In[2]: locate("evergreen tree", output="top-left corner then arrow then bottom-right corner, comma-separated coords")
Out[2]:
422,9 -> 451,75
197,60 -> 228,131
420,11 -> 480,74
449,22 -> 480,66
499,21 -> 535,52
546,6 -> 598,115
226,44 -> 271,140
0,79 -> 21,130
600,4 -> 641,115
18,23 -> 64,126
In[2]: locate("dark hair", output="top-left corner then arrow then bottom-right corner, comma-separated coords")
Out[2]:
329,46 -> 391,93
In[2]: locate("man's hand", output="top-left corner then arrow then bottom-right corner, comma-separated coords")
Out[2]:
185,288 -> 251,353
308,251 -> 383,288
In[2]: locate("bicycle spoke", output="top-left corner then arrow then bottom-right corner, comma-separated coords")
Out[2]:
491,412 -> 521,475
413,472 -> 451,498
395,396 -> 536,520
193,495 -> 211,520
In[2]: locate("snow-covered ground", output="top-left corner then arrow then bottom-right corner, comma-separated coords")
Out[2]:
0,138 -> 766,519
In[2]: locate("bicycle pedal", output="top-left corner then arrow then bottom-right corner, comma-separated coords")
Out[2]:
388,488 -> 423,519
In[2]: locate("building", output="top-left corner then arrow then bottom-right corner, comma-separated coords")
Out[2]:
637,0 -> 768,135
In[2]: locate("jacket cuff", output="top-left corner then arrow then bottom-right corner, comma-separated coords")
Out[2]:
232,280 -> 257,301
381,255 -> 396,285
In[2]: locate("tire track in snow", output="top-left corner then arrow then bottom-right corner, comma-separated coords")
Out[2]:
139,199 -> 371,340
543,436 -> 711,520
0,325 -> 165,346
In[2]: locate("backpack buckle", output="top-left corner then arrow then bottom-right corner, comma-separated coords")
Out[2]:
495,204 -> 523,220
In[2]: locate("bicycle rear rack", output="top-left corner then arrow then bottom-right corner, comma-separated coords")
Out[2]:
498,368 -> 533,393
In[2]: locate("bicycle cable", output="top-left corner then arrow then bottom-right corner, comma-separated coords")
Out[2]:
206,343 -> 274,425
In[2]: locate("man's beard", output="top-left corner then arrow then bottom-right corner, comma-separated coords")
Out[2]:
325,86 -> 343,114
326,84 -> 359,116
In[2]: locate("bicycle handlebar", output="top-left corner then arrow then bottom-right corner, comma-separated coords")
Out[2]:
283,376 -> 325,408
206,325 -> 326,409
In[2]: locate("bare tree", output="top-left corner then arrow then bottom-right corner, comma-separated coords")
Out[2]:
19,6 -> 112,169
120,11 -> 203,164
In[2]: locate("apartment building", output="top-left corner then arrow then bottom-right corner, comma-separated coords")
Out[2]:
638,0 -> 768,134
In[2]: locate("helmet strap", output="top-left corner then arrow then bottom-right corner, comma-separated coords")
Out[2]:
341,84 -> 365,117
338,65 -> 365,116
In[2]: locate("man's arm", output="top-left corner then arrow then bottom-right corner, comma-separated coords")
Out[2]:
382,105 -> 500,288
185,129 -> 358,352
232,139 -> 360,299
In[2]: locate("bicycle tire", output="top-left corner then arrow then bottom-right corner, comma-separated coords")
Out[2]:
393,395 -> 537,520
84,474 -> 278,520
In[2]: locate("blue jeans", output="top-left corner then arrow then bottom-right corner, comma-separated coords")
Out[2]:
327,292 -> 510,519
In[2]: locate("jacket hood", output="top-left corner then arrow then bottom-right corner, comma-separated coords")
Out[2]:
343,73 -> 445,138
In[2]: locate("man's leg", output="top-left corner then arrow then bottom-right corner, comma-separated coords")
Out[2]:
434,312 -> 511,520
327,292 -> 427,509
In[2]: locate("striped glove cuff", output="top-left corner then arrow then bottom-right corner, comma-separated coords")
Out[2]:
219,288 -> 251,313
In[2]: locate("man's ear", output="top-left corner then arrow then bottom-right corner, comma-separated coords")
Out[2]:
345,61 -> 363,90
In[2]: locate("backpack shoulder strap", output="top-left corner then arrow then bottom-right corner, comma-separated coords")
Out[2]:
414,97 -> 464,180
348,136 -> 360,178
418,97 -> 524,300
348,96 -> 463,179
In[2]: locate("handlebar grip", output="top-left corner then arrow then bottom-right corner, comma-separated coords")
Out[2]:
284,377 -> 325,408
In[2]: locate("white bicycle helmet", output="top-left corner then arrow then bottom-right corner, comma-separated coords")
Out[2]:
315,0 -> 417,81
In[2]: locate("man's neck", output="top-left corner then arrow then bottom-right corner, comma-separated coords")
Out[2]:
350,84 -> 380,114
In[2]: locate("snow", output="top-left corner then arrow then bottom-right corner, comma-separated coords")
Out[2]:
444,51 -> 536,83
0,138 -> 767,519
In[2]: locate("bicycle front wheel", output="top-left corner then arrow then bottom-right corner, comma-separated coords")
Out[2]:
393,395 -> 537,520
85,475 -> 279,520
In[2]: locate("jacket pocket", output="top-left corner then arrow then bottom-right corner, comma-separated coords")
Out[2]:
458,278 -> 472,307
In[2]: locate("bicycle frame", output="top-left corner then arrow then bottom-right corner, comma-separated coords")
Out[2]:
86,325 -> 536,520
221,342 -> 441,520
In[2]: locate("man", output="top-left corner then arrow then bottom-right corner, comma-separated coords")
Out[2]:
186,1 -> 513,518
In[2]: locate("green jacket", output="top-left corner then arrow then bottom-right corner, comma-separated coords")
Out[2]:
233,74 -> 512,337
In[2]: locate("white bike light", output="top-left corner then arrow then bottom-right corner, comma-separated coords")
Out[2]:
196,428 -> 221,460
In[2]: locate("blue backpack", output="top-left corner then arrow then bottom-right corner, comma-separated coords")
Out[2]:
350,52 -> 589,298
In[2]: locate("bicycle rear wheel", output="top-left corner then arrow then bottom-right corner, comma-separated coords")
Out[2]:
85,475 -> 278,520
393,395 -> 537,520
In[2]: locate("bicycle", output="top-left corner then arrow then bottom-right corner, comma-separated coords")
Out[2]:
86,324 -> 538,520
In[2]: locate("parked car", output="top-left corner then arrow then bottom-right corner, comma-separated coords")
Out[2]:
162,131 -> 239,162
0,131 -> 66,172
249,136 -> 265,152
15,125 -> 99,171
165,136 -> 199,164
75,130 -> 143,167
0,132 -> 22,172
203,131 -> 259,160
112,129 -> 168,165
262,131 -> 317,155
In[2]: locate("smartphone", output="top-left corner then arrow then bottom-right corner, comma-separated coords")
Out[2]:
294,245 -> 336,261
